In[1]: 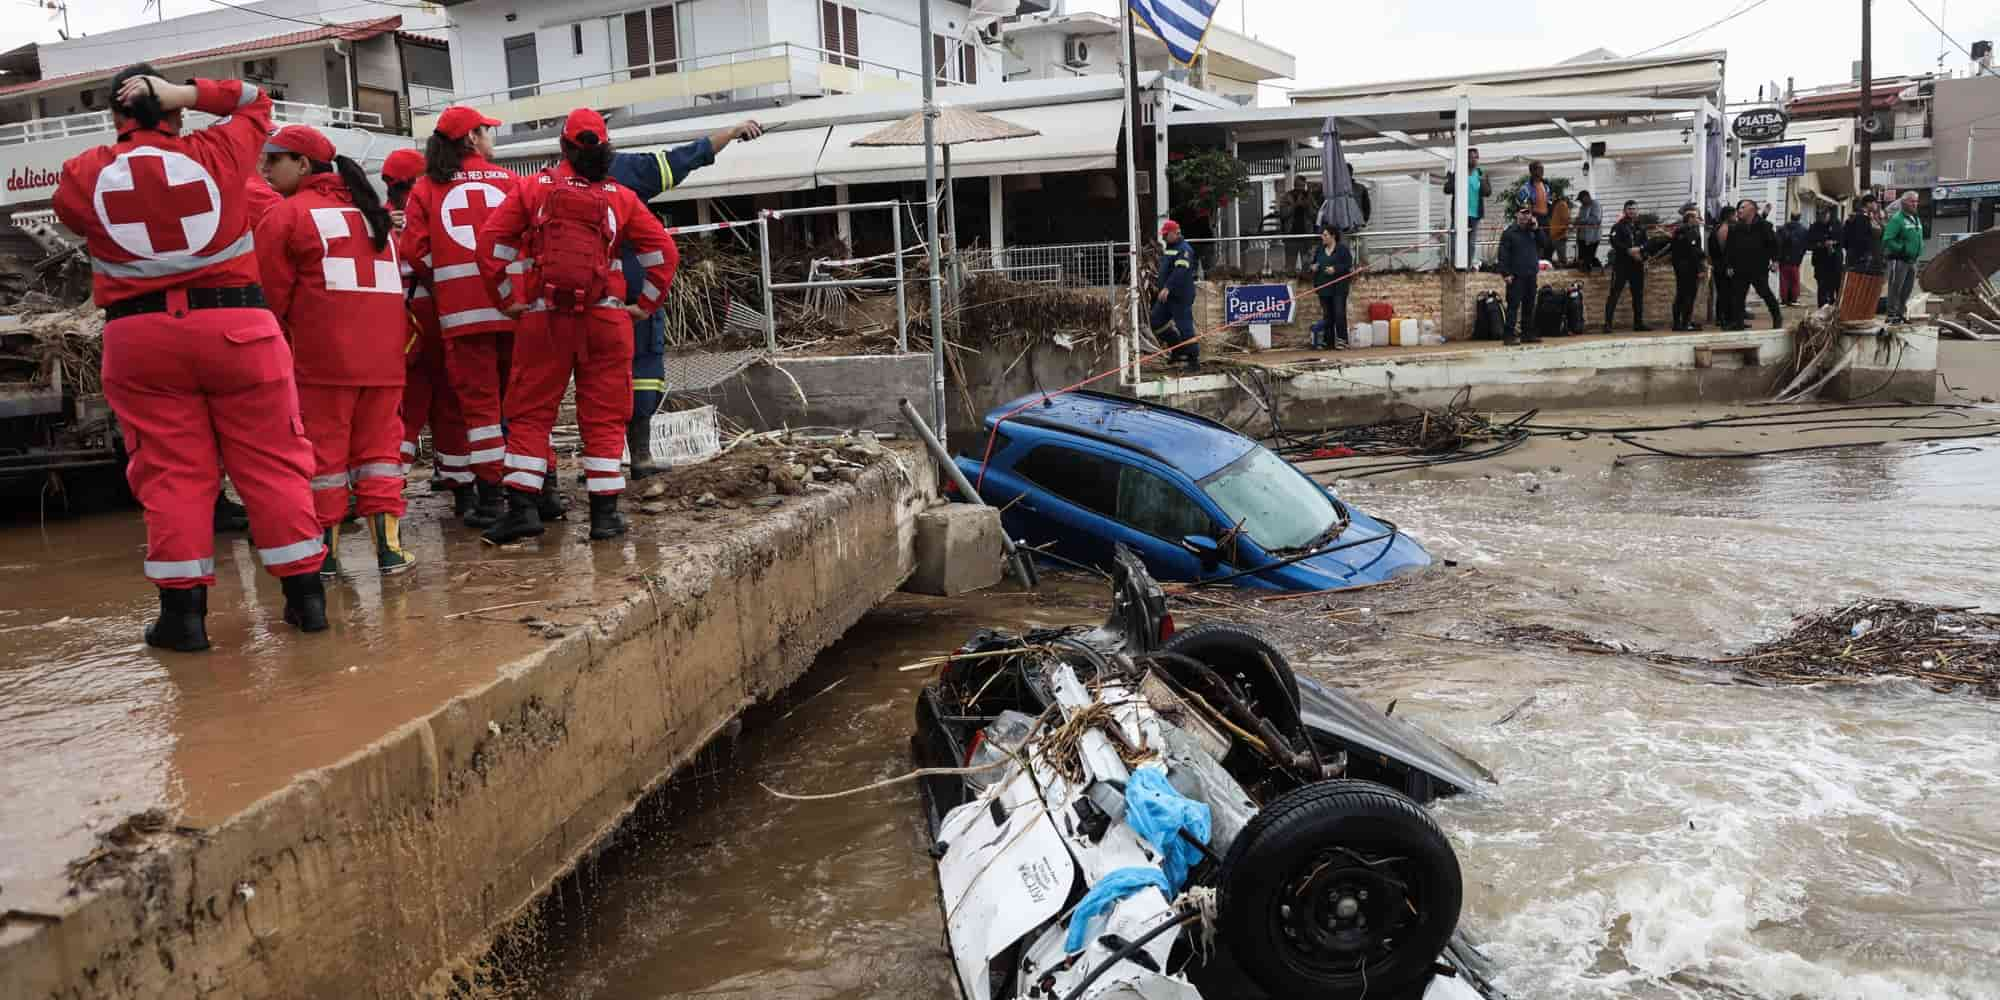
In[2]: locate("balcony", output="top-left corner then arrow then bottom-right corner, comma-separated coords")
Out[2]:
412,42 -> 955,138
0,101 -> 385,147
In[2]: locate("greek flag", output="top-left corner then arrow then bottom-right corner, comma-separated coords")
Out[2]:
1130,0 -> 1218,66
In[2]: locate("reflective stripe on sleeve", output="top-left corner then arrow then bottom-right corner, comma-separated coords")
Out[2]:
145,557 -> 215,580
258,536 -> 325,567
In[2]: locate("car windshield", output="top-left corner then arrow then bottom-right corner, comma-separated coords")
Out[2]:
1198,446 -> 1338,552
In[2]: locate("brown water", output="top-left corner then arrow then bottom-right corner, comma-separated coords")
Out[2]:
527,434 -> 2000,1000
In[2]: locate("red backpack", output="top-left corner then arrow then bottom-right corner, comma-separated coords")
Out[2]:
533,179 -> 614,312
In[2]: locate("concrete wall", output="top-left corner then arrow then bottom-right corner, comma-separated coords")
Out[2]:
1934,75 -> 2000,182
1137,327 -> 1797,427
714,353 -> 940,435
0,457 -> 936,1000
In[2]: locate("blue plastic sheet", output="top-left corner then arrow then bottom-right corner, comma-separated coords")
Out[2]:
1061,769 -> 1214,953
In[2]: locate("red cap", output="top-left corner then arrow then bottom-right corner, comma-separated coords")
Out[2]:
562,107 -> 608,146
263,124 -> 335,164
380,148 -> 424,184
1160,219 -> 1181,239
435,105 -> 501,140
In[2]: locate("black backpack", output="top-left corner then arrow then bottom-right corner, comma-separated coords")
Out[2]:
1535,287 -> 1567,339
1564,283 -> 1586,335
1472,291 -> 1504,341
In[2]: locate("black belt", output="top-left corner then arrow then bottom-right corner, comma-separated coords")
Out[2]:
105,285 -> 265,321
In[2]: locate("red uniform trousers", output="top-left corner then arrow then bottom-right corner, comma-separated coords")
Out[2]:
300,384 -> 408,528
499,308 -> 633,497
401,302 -> 471,487
101,306 -> 326,588
444,330 -> 513,485
1779,263 -> 1801,305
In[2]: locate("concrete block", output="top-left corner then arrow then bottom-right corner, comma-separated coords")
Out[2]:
715,354 -> 935,435
905,503 -> 1005,597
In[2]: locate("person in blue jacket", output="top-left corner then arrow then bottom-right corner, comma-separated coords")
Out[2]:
609,118 -> 764,477
1151,219 -> 1199,373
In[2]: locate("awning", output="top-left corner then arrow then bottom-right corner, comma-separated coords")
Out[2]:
630,126 -> 831,202
815,100 -> 1123,186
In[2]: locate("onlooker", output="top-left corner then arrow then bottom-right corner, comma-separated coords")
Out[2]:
1725,198 -> 1783,330
1574,191 -> 1602,271
1670,206 -> 1707,331
1777,213 -> 1809,305
1604,199 -> 1649,332
1518,161 -> 1551,233
1710,208 -> 1737,329
1443,147 -> 1487,268
1807,210 -> 1844,307
1842,193 -> 1883,276
1882,190 -> 1925,323
1282,177 -> 1320,271
1497,206 -> 1542,346
1308,224 -> 1352,350
1549,195 -> 1572,265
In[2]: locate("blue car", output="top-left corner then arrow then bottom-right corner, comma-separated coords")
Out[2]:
955,391 -> 1432,590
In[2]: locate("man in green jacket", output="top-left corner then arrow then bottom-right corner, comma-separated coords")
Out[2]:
1882,190 -> 1925,324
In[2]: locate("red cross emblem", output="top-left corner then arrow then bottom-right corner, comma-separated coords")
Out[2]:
441,181 -> 506,251
309,207 -> 400,293
92,149 -> 221,259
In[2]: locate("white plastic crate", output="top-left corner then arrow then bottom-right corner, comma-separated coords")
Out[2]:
647,404 -> 721,468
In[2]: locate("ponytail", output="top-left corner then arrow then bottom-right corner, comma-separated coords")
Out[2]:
311,156 -> 391,250
560,136 -> 612,183
425,131 -> 469,185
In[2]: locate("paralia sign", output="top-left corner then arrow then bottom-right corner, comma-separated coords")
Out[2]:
1747,144 -> 1806,180
1223,283 -> 1295,326
6,166 -> 59,193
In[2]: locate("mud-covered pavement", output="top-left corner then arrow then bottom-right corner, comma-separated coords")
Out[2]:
514,347 -> 2000,1000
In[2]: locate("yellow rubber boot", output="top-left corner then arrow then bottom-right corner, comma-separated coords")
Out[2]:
370,513 -> 417,575
318,524 -> 341,578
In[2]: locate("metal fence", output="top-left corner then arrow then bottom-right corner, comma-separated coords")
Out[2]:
956,242 -> 1118,289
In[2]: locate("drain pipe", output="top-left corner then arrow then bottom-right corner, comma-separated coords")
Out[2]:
898,398 -> 1039,589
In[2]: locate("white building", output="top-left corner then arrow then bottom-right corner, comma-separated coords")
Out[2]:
998,11 -> 1292,106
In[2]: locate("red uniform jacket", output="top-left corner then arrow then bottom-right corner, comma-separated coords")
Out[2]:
53,79 -> 273,306
474,161 -> 677,319
397,154 -> 518,339
244,176 -> 282,228
255,173 -> 406,386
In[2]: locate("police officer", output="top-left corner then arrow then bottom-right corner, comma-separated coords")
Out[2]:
1670,206 -> 1707,331
54,67 -> 327,649
606,120 -> 762,478
1151,220 -> 1198,373
1603,200 -> 1650,333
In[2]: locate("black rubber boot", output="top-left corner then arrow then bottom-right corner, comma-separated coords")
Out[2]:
628,422 -> 663,481
588,492 -> 628,541
464,480 -> 504,529
483,491 -> 545,545
1770,307 -> 1784,330
213,493 -> 249,533
281,573 -> 328,633
538,478 -> 568,522
145,585 -> 210,652
452,483 -> 477,520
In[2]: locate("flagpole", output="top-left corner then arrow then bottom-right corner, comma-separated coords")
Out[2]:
1119,0 -> 1143,381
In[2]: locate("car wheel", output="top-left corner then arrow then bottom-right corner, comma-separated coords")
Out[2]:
1162,624 -> 1303,732
1217,780 -> 1462,998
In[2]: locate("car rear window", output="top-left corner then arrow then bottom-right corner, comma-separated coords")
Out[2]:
1016,445 -> 1117,515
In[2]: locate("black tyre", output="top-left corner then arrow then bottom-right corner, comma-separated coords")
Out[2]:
1162,624 -> 1303,732
1217,779 -> 1462,998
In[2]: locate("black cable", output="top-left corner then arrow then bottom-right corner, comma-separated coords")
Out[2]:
1057,910 -> 1201,1000
1517,402 -> 1980,435
1192,517 -> 1402,589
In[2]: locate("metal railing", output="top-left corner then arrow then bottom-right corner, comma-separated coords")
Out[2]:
414,41 -> 959,116
955,240 -> 1120,321
0,100 -> 384,147
1181,228 -> 1487,276
758,200 -> 909,353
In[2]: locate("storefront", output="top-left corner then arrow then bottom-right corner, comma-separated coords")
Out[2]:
1933,180 -> 2000,236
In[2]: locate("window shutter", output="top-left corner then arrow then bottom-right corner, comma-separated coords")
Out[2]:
841,6 -> 859,67
960,43 -> 977,84
933,35 -> 947,81
650,4 -> 678,72
625,11 -> 651,78
821,1 -> 840,60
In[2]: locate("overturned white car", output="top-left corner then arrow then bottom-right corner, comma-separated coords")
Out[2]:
913,548 -> 1505,1000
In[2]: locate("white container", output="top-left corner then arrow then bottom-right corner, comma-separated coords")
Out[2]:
1372,319 -> 1390,345
1248,323 -> 1272,350
1395,318 -> 1417,346
1421,319 -> 1438,341
1351,323 -> 1372,348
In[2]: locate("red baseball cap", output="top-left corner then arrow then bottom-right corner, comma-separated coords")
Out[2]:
562,107 -> 608,146
1160,219 -> 1181,238
435,105 -> 501,140
380,148 -> 424,184
263,124 -> 335,163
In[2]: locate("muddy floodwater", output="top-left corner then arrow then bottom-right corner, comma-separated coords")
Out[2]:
524,419 -> 2000,1000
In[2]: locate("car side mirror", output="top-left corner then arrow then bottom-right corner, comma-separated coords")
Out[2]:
1181,535 -> 1222,567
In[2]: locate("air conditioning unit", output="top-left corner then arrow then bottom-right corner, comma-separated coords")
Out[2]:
1062,36 -> 1091,68
1859,109 -> 1892,137
242,58 -> 279,82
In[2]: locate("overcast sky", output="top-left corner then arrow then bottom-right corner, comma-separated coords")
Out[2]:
2,0 -> 1994,105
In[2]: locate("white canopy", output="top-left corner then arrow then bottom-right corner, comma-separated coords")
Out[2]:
624,126 -> 833,202
816,100 -> 1124,186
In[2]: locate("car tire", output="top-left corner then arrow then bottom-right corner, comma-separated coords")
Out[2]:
1217,779 -> 1461,998
1162,624 -> 1303,731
